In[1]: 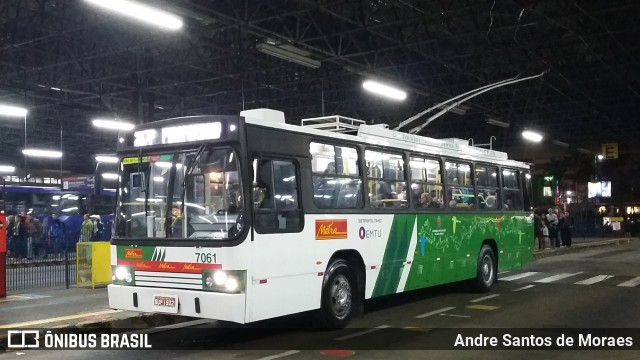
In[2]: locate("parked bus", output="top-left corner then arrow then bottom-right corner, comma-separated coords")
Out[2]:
1,184 -> 115,257
108,109 -> 533,327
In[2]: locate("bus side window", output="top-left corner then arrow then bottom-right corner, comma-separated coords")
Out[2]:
253,158 -> 303,233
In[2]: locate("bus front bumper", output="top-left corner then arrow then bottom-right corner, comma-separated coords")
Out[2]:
108,284 -> 246,323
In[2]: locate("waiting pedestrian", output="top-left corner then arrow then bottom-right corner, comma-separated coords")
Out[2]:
50,214 -> 65,256
558,212 -> 565,246
562,212 -> 574,248
534,212 -> 544,250
546,208 -> 559,248
541,219 -> 550,249
81,214 -> 93,242
14,215 -> 27,258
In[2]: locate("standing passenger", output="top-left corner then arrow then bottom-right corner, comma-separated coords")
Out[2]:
534,212 -> 543,250
562,212 -> 574,248
81,214 -> 93,242
546,208 -> 559,248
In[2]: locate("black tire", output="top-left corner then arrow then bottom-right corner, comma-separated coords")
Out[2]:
472,245 -> 497,293
317,259 -> 354,329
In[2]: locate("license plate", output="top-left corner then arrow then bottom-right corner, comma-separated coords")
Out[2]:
152,294 -> 179,313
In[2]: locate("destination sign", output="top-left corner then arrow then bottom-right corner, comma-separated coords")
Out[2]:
134,122 -> 222,147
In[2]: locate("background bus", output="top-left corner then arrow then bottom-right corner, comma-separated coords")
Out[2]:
2,184 -> 115,258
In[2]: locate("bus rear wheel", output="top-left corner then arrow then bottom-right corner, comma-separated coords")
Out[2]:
318,259 -> 354,329
472,245 -> 496,293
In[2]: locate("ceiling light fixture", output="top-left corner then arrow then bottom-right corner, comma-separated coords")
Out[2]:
92,118 -> 135,131
0,104 -> 28,117
362,80 -> 407,101
485,118 -> 510,128
256,43 -> 321,68
22,148 -> 63,159
84,0 -> 183,30
521,130 -> 543,143
95,155 -> 119,163
0,165 -> 16,173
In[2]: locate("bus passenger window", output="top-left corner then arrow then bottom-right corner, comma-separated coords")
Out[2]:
253,158 -> 302,233
365,150 -> 406,209
445,161 -> 475,210
310,142 -> 363,209
502,169 -> 523,211
476,165 -> 500,211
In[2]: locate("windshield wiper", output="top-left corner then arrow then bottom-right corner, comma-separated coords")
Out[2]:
164,154 -> 179,238
139,150 -> 152,219
179,144 -> 207,215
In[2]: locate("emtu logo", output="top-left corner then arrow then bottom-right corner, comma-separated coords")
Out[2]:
7,330 -> 40,348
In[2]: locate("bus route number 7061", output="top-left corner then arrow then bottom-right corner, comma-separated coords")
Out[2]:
196,253 -> 217,263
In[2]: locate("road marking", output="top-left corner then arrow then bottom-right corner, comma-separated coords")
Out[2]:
470,294 -> 500,303
402,326 -> 431,332
535,272 -> 583,283
500,272 -> 539,281
257,350 -> 301,360
466,305 -> 500,311
513,285 -> 536,291
617,276 -> 640,287
335,325 -> 390,341
0,309 -> 123,329
439,313 -> 471,318
415,306 -> 456,319
498,271 -> 510,275
574,275 -> 614,285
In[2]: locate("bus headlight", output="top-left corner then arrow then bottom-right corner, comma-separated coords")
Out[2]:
112,266 -> 134,285
115,266 -> 129,280
213,271 -> 227,286
203,270 -> 245,293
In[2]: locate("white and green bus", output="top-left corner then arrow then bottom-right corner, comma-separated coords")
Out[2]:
108,109 -> 533,327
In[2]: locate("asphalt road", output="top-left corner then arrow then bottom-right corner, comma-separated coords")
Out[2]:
3,241 -> 640,359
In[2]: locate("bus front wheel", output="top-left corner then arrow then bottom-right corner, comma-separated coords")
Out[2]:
318,259 -> 354,328
473,245 -> 496,292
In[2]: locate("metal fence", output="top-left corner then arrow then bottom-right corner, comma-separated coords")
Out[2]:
6,251 -> 76,291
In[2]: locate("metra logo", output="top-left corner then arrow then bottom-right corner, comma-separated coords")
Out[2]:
124,249 -> 143,259
158,262 -> 176,270
135,261 -> 151,269
315,219 -> 348,240
183,264 -> 200,271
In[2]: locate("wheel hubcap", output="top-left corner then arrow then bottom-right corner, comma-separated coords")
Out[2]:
482,255 -> 493,284
330,275 -> 352,319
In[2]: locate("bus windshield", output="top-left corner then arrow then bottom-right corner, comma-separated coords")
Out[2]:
115,147 -> 243,240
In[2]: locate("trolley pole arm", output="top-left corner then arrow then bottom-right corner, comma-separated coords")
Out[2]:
408,71 -> 547,135
393,75 -> 519,131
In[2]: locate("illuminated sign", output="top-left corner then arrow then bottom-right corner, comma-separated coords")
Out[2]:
588,181 -> 612,198
134,122 -> 222,147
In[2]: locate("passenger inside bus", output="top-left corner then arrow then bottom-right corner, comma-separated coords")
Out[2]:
418,193 -> 440,208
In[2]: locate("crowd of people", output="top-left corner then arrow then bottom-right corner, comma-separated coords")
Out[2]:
5,213 -> 107,259
534,208 -> 574,250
